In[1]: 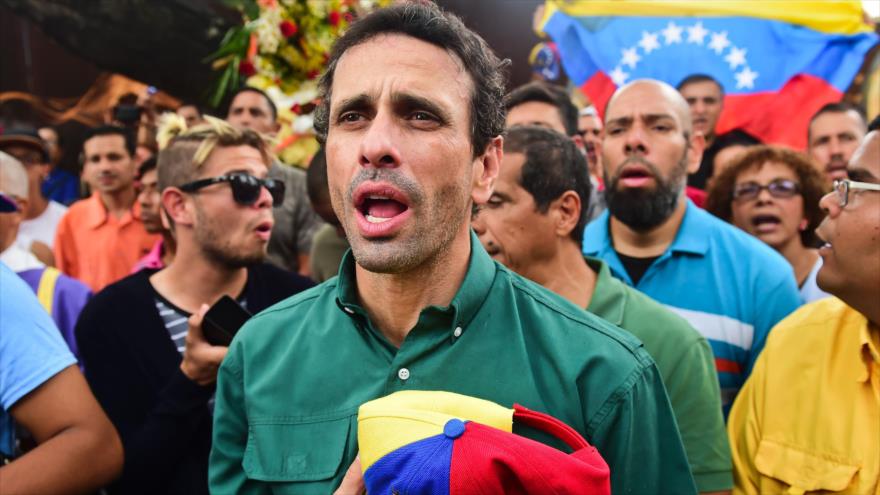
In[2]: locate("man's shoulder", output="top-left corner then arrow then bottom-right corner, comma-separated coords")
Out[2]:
700,208 -> 788,267
78,270 -> 154,327
269,162 -> 306,183
234,279 -> 332,343
766,297 -> 855,351
612,279 -> 705,347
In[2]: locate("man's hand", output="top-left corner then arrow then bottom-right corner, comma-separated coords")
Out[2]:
333,456 -> 364,495
180,304 -> 228,386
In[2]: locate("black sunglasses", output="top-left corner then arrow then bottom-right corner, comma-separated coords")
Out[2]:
179,173 -> 285,207
732,179 -> 800,201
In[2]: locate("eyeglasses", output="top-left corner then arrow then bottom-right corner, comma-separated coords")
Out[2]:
831,179 -> 880,208
179,173 -> 285,207
732,179 -> 800,201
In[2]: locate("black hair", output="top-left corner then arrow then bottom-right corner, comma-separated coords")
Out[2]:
808,102 -> 867,140
676,73 -> 725,96
713,129 -> 761,151
504,82 -> 579,137
178,102 -> 204,117
306,147 -> 328,205
229,86 -> 277,121
504,125 -> 591,245
314,2 -> 509,158
83,125 -> 135,157
868,114 -> 880,132
137,156 -> 157,179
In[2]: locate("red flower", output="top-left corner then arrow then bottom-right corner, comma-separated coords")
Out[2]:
328,11 -> 341,26
307,69 -> 320,80
290,103 -> 302,114
279,20 -> 298,38
239,60 -> 257,77
343,12 -> 354,23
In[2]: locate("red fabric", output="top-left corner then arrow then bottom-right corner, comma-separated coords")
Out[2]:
581,72 -> 617,121
686,187 -> 707,208
715,357 -> 742,374
449,416 -> 610,494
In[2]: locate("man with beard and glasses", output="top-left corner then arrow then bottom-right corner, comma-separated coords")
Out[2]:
53,126 -> 158,291
583,79 -> 801,413
210,4 -> 695,495
75,116 -> 313,495
807,102 -> 867,185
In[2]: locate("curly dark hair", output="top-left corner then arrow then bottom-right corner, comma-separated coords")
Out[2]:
313,1 -> 509,158
705,145 -> 827,246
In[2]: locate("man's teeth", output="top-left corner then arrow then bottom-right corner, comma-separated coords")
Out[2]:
366,214 -> 391,224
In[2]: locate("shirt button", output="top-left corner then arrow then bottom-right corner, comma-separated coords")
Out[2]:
398,368 -> 410,380
343,307 -> 354,314
453,326 -> 462,338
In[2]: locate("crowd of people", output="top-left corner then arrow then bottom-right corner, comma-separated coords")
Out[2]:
0,2 -> 878,494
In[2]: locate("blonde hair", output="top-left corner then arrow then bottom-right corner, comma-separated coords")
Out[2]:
156,113 -> 273,192
0,151 -> 29,199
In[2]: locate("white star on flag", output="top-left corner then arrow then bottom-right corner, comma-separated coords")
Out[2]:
687,22 -> 708,45
662,22 -> 683,44
621,47 -> 641,69
735,67 -> 759,89
725,47 -> 747,70
638,31 -> 661,54
609,66 -> 630,86
708,31 -> 730,54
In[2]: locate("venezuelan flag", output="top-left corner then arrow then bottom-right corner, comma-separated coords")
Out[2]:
539,1 -> 879,149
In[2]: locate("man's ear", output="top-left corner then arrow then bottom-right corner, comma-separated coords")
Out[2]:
472,136 -> 503,205
686,131 -> 706,175
161,188 -> 193,228
551,190 -> 582,238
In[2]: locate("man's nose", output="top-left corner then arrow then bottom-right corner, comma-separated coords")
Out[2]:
358,112 -> 400,169
623,126 -> 648,155
818,190 -> 841,218
254,184 -> 274,209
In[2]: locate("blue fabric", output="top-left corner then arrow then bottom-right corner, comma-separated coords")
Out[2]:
41,168 -> 80,206
364,433 -> 453,495
583,201 -> 801,411
543,13 -> 878,93
0,262 -> 76,456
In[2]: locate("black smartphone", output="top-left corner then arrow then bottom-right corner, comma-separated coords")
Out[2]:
202,295 -> 253,347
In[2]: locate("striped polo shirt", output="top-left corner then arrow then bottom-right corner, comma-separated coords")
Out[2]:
584,200 -> 801,410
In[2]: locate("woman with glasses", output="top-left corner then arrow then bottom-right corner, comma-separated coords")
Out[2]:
706,146 -> 830,303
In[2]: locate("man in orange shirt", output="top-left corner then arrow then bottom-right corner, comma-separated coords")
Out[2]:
54,126 -> 157,291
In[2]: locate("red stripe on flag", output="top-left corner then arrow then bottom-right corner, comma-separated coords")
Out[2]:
715,358 -> 742,374
580,71 -> 617,121
717,74 -> 843,150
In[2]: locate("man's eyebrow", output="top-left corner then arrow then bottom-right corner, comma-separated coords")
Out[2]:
391,92 -> 450,122
605,116 -> 632,127
642,113 -> 676,122
847,167 -> 878,183
333,94 -> 374,120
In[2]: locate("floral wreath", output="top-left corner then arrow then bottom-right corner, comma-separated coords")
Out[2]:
208,0 -> 390,167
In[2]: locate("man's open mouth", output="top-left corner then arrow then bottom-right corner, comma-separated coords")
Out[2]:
618,164 -> 655,188
352,183 -> 413,237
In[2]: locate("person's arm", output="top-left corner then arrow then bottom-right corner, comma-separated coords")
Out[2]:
52,216 -> 75,277
297,252 -> 311,278
0,366 -> 123,495
209,328 -> 270,494
727,352 -> 767,495
75,298 -> 222,491
589,359 -> 698,495
665,337 -> 732,493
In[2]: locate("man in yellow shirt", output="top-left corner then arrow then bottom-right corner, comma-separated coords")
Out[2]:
727,121 -> 880,494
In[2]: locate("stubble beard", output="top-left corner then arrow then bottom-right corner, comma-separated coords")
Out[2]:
603,155 -> 688,233
194,204 -> 265,270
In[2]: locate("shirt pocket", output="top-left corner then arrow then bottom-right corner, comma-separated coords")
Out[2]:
243,411 -> 354,484
755,439 -> 860,494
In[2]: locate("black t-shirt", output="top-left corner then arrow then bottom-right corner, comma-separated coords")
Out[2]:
616,252 -> 660,286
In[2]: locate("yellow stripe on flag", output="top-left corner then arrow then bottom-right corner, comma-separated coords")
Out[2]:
540,1 -> 872,35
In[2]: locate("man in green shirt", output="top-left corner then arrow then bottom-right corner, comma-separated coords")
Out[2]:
472,125 -> 732,493
209,4 -> 695,494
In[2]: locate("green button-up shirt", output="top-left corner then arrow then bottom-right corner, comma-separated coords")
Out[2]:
587,257 -> 732,492
210,233 -> 696,494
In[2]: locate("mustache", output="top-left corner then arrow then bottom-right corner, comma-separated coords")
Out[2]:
607,157 -> 662,183
346,168 -> 424,206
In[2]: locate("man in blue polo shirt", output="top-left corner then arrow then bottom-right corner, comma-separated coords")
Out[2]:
583,79 -> 801,410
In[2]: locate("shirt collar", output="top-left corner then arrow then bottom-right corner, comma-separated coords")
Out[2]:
857,317 -> 880,383
584,256 -> 627,326
335,230 -> 496,337
83,193 -> 141,230
583,199 -> 708,257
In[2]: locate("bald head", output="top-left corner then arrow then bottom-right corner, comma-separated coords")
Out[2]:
606,79 -> 694,135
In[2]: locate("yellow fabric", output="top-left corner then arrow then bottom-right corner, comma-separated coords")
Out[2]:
728,298 -> 880,495
540,1 -> 873,35
37,267 -> 60,315
357,391 -> 514,472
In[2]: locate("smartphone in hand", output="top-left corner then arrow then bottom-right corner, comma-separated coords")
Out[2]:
202,295 -> 253,347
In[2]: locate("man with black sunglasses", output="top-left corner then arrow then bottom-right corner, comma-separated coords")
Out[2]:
728,120 -> 880,494
74,116 -> 313,495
